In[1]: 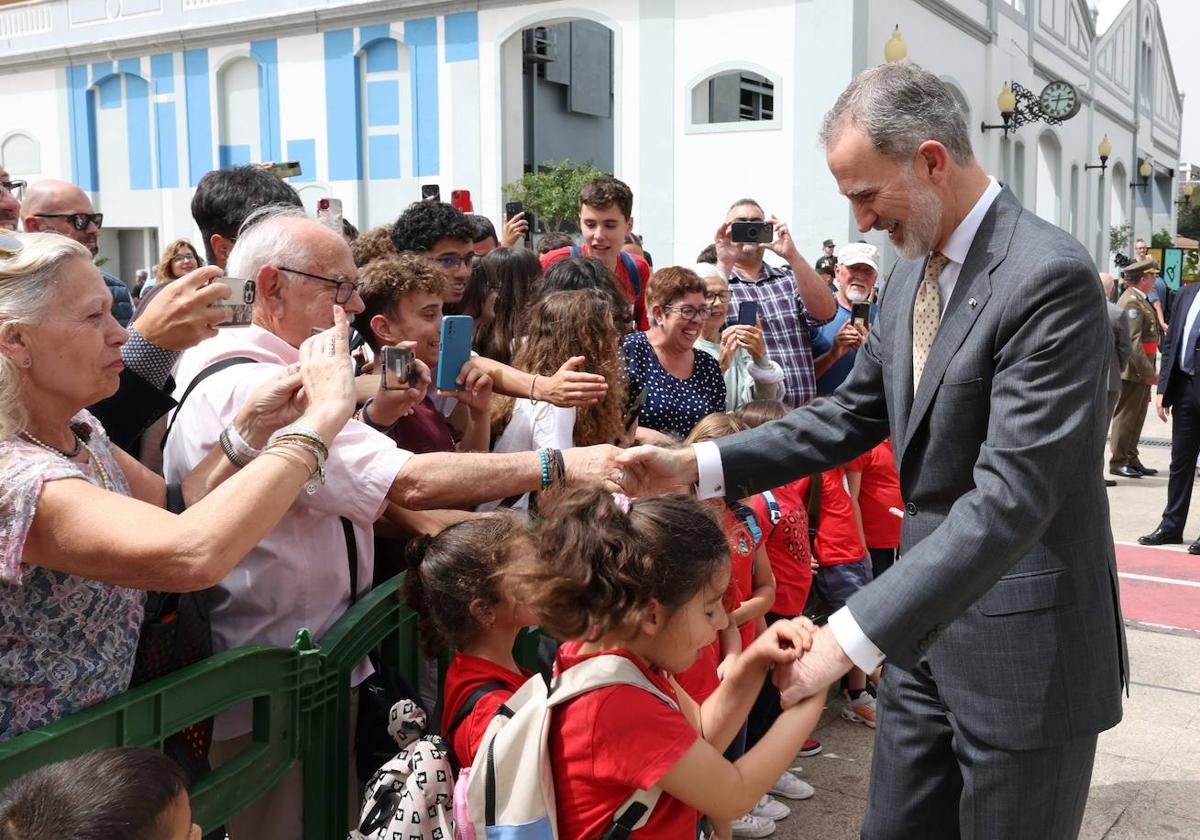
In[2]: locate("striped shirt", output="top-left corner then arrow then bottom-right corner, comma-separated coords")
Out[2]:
725,262 -> 831,407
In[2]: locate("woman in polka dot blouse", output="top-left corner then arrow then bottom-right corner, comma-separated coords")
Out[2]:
620,266 -> 726,439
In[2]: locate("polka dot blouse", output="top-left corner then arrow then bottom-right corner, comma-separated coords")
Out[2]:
621,331 -> 727,438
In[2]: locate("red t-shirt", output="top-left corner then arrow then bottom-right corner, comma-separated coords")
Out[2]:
750,483 -> 813,616
795,468 -> 867,567
440,653 -> 529,769
388,395 -> 462,455
540,245 -> 651,331
551,644 -> 699,840
723,506 -> 759,652
845,439 -> 902,549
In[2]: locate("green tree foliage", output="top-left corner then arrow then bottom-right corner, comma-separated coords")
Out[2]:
504,160 -> 606,232
1109,223 -> 1131,254
1150,228 -> 1176,249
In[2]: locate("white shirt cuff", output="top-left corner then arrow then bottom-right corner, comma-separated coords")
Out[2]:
692,440 -> 726,500
828,606 -> 886,672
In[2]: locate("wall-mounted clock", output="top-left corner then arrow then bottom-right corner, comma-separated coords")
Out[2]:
1039,80 -> 1081,121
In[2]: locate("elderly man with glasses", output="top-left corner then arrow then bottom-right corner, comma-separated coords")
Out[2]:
21,179 -> 132,327
0,166 -> 23,230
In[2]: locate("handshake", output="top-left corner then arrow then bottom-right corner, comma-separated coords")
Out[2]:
745,616 -> 851,709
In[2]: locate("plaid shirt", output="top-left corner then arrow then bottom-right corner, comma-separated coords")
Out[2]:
725,262 -> 831,407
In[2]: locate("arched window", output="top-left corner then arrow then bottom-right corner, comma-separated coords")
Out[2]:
1109,162 -> 1128,258
689,68 -> 776,127
1035,132 -> 1062,225
1,131 -> 40,175
217,57 -> 262,167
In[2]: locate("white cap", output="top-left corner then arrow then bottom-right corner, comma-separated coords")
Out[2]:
837,242 -> 879,271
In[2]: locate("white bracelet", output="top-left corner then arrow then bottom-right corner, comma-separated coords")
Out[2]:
225,423 -> 263,460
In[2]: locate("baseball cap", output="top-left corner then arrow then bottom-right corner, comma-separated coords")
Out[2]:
837,242 -> 879,271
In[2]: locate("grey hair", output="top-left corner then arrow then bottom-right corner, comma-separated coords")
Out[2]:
225,204 -> 311,285
819,61 -> 974,166
0,233 -> 93,437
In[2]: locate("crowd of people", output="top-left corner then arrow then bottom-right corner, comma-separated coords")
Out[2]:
0,59 -> 1133,840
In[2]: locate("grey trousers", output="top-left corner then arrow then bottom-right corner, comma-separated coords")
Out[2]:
862,661 -> 1096,840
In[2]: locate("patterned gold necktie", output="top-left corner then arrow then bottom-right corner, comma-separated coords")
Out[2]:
912,252 -> 951,391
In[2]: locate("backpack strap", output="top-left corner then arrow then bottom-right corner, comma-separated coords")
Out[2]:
569,245 -> 583,258
601,788 -> 664,839
343,516 -> 360,605
761,490 -> 782,525
618,250 -> 642,298
444,680 -> 510,741
161,356 -> 257,451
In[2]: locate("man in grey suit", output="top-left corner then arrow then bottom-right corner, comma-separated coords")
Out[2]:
619,62 -> 1126,839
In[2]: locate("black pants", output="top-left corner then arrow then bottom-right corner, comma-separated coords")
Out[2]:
746,612 -> 790,748
1160,374 -> 1200,536
869,546 -> 896,577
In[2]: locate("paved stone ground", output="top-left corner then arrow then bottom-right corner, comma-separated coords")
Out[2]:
770,409 -> 1200,840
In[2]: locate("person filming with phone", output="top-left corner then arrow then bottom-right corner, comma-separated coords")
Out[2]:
811,242 -> 881,395
715,199 -> 836,409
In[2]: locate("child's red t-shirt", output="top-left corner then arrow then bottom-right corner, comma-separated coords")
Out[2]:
550,643 -> 699,840
439,653 -> 529,768
795,468 -> 867,566
750,483 -> 814,616
844,439 -> 903,550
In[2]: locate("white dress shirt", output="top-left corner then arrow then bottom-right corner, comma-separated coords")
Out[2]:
695,177 -> 1003,672
165,325 -> 412,739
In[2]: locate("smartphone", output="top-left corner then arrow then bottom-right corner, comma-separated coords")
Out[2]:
451,189 -> 473,213
317,197 -> 343,231
380,345 -> 420,390
435,315 -> 474,392
851,301 -> 872,327
623,387 -> 649,432
730,221 -> 775,244
505,201 -> 523,219
267,160 -> 302,179
421,184 -> 441,203
737,301 -> 759,326
212,276 -> 256,327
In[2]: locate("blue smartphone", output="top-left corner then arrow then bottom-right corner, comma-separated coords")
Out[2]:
436,315 -> 474,392
737,301 -> 759,326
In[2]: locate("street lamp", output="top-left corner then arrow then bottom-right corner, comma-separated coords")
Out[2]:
981,83 -> 1017,135
1085,134 -> 1112,173
1130,158 -> 1153,191
884,26 -> 907,63
1178,182 -> 1196,209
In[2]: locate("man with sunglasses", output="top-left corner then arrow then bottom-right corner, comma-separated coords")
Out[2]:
0,166 -> 22,230
21,179 -> 133,327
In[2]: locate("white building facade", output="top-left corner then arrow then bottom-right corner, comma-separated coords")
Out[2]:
0,0 -> 1184,281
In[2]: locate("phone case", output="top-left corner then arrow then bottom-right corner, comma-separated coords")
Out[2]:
436,315 -> 474,392
737,302 -> 759,326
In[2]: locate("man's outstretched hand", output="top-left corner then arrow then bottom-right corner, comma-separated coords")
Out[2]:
615,445 -> 702,496
773,624 -> 855,708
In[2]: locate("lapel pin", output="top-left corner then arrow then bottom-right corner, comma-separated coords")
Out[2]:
968,298 -> 978,308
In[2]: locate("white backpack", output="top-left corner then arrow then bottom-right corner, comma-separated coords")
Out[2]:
464,653 -> 678,839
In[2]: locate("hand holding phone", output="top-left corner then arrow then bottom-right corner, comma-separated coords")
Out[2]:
421,184 -> 441,203
737,301 -> 759,326
730,221 -> 775,244
435,315 -> 474,392
211,276 -> 256,327
380,345 -> 421,390
850,301 -> 872,329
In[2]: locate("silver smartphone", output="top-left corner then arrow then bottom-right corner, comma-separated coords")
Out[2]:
380,345 -> 419,390
213,276 -> 256,327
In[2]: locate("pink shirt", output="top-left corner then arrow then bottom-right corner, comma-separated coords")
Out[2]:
164,325 -> 411,739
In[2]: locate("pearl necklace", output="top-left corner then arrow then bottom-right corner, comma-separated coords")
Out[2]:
20,430 -> 113,492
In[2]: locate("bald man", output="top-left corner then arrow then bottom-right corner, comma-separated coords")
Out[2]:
22,179 -> 133,326
0,165 -> 21,230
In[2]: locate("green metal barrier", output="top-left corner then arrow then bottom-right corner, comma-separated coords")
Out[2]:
0,573 -> 418,837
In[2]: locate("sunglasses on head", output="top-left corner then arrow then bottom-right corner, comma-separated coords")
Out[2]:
34,212 -> 103,232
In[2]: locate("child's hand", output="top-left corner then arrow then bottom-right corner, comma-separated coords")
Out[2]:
743,617 -> 816,671
716,653 -> 738,682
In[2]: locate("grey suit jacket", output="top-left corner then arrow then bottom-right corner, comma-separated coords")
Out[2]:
717,187 -> 1126,750
1107,300 -> 1132,405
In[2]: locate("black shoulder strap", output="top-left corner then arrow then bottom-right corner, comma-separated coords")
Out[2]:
445,680 -> 509,740
344,517 -> 359,605
160,356 -> 257,451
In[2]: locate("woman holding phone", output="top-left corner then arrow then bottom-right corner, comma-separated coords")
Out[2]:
693,264 -> 784,410
0,232 -> 357,740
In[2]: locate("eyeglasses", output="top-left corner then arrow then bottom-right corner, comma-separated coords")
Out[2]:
0,180 -> 26,201
432,252 -> 480,272
704,291 -> 732,304
172,253 -> 198,263
33,212 -> 103,231
277,266 -> 361,304
663,304 -> 713,321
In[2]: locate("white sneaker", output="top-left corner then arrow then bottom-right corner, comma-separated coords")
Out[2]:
841,692 -> 878,728
769,770 -> 815,800
731,812 -> 777,838
750,794 -> 790,822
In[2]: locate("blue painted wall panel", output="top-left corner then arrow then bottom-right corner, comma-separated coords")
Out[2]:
219,144 -> 252,168
155,101 -> 179,189
406,17 -> 439,177
287,139 -> 316,183
91,61 -> 113,84
118,57 -> 141,77
364,36 -> 398,73
366,80 -> 400,127
250,40 -> 281,164
67,65 -> 98,192
184,49 -> 214,186
98,76 -> 122,109
151,53 -> 175,95
125,74 -> 153,190
369,134 -> 401,180
444,12 -> 479,62
324,29 -> 362,181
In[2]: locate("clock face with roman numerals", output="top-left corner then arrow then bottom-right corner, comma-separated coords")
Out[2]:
1039,80 -> 1081,121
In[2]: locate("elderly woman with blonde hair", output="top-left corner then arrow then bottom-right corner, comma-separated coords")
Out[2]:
0,231 -> 356,741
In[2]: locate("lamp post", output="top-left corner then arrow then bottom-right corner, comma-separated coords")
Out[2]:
1130,158 -> 1153,190
1085,134 -> 1112,173
884,26 -> 907,63
980,83 -> 1017,135
1178,182 -> 1196,209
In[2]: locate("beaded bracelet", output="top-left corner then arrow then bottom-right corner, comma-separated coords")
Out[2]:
536,447 -> 552,491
